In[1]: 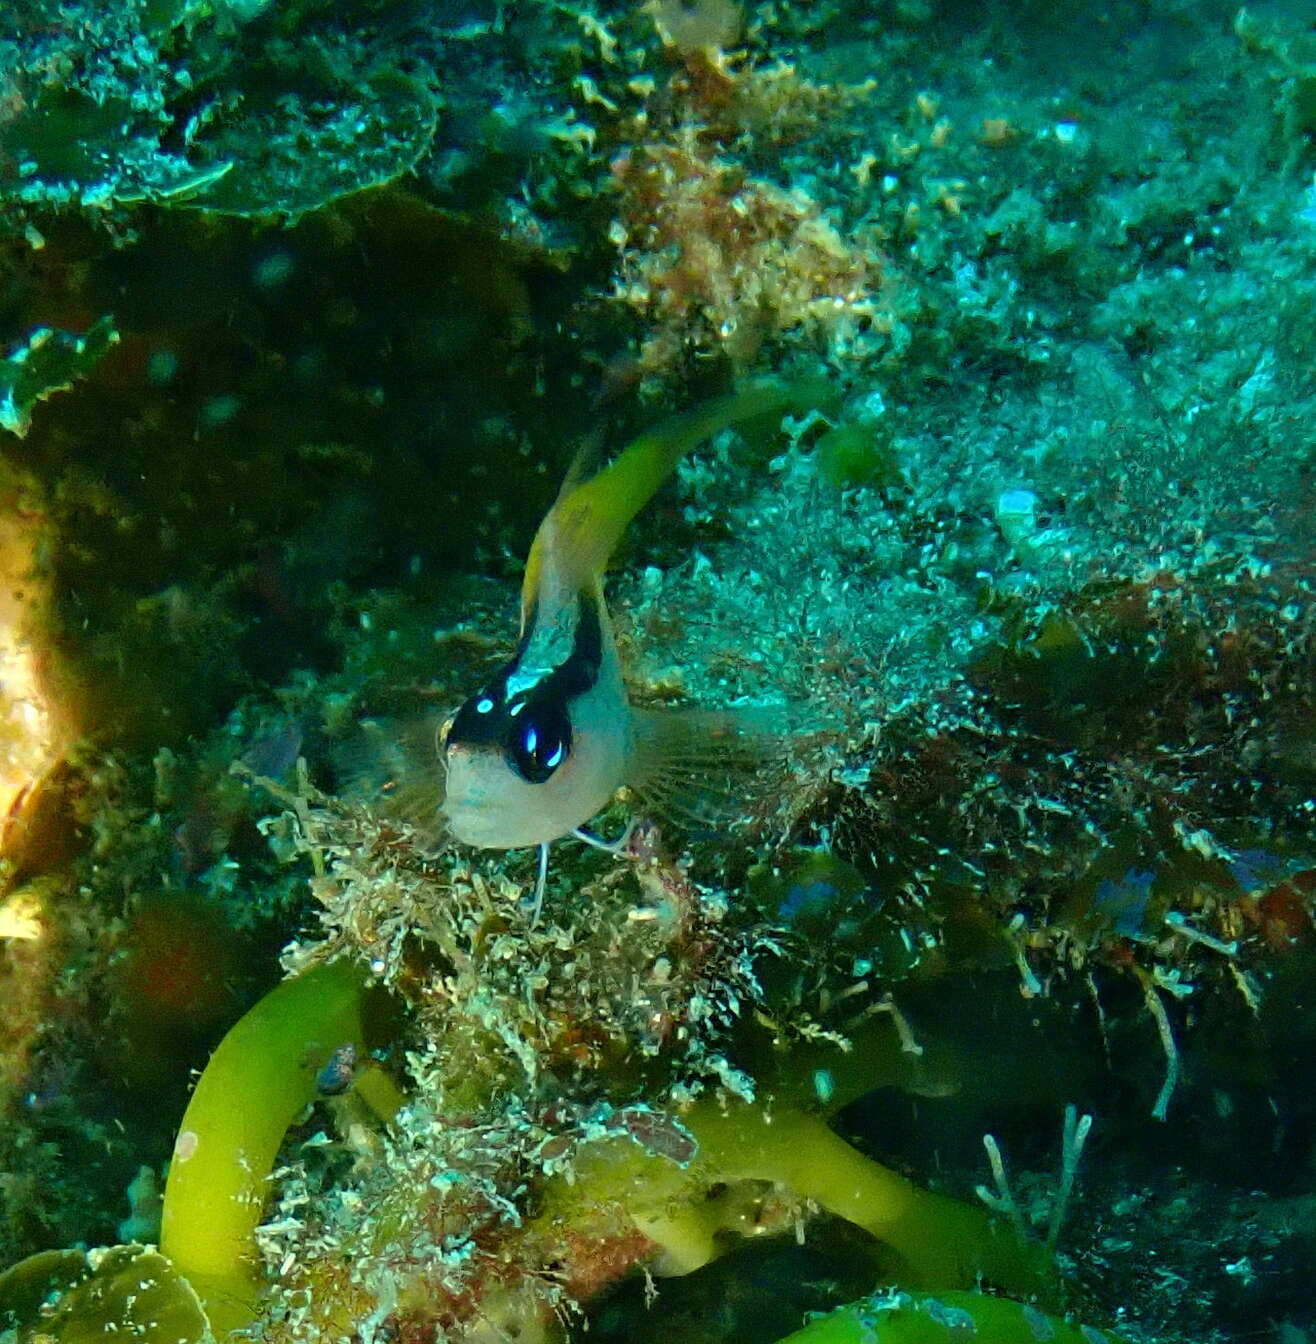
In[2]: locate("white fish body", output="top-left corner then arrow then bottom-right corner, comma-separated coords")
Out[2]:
440,381 -> 814,852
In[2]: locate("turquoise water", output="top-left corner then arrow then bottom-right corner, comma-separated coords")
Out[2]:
1,2 -> 1314,1341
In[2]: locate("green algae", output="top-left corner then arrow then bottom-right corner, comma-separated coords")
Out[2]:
158,957 -> 401,1334
0,1244 -> 208,1344
814,421 -> 904,492
544,1096 -> 1052,1297
771,1290 -> 1128,1344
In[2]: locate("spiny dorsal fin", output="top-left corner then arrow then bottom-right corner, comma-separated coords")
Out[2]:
519,379 -> 825,629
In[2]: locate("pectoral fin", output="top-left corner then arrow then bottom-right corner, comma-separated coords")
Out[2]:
628,704 -> 791,832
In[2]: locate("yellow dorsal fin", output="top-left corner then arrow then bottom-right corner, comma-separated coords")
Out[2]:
520,379 -> 824,627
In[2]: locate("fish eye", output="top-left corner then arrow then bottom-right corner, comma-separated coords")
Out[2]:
508,705 -> 570,784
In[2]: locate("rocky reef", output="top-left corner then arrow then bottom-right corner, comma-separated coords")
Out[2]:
2,2 -> 1315,1342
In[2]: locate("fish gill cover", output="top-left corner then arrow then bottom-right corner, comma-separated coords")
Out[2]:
1,1 -> 1315,1342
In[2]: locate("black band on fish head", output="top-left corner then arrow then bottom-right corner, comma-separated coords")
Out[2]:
447,682 -> 574,784
445,593 -> 602,785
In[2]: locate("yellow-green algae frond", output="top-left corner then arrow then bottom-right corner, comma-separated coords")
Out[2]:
773,1290 -> 1130,1344
158,957 -> 402,1335
0,1244 -> 208,1344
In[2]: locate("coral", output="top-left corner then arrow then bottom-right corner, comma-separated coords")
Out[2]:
1,10 -> 424,221
0,3 -> 432,223
0,0 -> 650,238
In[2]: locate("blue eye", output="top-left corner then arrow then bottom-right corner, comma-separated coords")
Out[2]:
509,706 -> 570,783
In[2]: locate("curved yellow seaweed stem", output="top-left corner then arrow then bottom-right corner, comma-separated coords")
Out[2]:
536,1096 -> 1050,1302
159,958 -> 403,1335
683,1102 -> 1045,1293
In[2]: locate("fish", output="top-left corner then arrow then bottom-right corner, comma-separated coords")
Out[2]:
438,380 -> 816,902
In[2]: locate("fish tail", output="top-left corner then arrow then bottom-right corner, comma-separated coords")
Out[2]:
521,378 -> 828,621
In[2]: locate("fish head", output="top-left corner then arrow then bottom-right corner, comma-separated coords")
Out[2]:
442,576 -> 638,850
441,677 -> 578,849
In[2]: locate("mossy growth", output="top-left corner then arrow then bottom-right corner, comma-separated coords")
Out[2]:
0,317 -> 119,438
